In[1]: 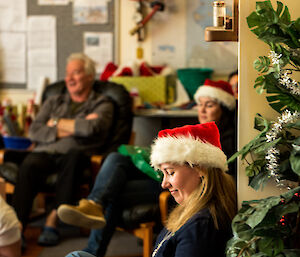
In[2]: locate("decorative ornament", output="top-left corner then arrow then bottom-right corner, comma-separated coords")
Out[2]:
268,50 -> 282,65
269,50 -> 300,96
279,71 -> 300,96
265,110 -> 300,187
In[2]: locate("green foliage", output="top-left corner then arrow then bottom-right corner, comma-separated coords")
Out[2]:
247,0 -> 299,49
226,187 -> 300,257
226,1 -> 300,256
246,0 -> 300,113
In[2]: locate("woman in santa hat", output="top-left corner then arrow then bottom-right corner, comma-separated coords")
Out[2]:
150,122 -> 236,256
194,79 -> 237,177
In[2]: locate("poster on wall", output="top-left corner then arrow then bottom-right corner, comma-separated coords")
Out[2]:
73,0 -> 108,25
0,0 -> 27,32
150,0 -> 237,75
150,0 -> 186,69
27,16 -> 57,90
83,32 -> 113,74
185,0 -> 237,74
0,32 -> 26,83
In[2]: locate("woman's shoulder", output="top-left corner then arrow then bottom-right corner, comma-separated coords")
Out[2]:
177,208 -> 231,237
177,208 -> 214,234
190,208 -> 212,222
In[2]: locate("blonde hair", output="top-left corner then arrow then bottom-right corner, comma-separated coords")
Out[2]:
67,53 -> 96,78
165,166 -> 236,233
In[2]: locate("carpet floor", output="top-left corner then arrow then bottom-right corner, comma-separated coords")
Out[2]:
27,218 -> 143,257
38,229 -> 143,257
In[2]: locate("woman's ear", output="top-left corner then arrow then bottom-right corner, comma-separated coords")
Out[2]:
196,167 -> 206,178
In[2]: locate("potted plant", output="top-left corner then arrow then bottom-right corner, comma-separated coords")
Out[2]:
226,1 -> 300,256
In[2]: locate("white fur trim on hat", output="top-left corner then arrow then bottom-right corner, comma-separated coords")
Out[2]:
194,86 -> 236,110
150,135 -> 228,172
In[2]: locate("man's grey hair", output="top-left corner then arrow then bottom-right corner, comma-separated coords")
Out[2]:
67,53 -> 96,78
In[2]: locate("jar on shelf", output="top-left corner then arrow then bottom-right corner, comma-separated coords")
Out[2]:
213,1 -> 226,27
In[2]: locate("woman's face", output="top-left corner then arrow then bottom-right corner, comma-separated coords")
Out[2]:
160,163 -> 202,205
197,97 -> 222,124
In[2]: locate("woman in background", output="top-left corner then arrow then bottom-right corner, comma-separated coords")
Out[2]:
194,79 -> 237,177
228,70 -> 238,99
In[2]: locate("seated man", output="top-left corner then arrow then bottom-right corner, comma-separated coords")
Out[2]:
7,53 -> 115,247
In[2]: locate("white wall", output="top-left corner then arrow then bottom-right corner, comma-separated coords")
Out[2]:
238,0 -> 299,205
119,0 -> 152,65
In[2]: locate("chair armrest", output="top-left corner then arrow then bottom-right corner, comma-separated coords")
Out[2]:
90,155 -> 104,181
159,191 -> 171,225
90,155 -> 103,166
0,177 -> 6,199
0,149 -> 5,165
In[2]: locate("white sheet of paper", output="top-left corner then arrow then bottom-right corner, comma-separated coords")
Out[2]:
0,32 -> 26,83
84,32 -> 113,74
38,0 -> 69,5
73,0 -> 108,25
27,16 -> 57,90
0,0 -> 27,32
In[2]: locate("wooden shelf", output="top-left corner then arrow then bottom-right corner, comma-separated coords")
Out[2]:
205,27 -> 238,41
134,109 -> 198,118
205,0 -> 238,42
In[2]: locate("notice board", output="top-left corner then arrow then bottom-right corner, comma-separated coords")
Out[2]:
0,0 -> 116,89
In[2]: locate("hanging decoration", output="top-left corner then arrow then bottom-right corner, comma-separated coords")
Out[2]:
266,110 -> 300,186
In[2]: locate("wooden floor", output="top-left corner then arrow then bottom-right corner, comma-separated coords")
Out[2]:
22,227 -> 44,257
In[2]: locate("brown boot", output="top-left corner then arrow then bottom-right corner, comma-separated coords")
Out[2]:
57,199 -> 106,229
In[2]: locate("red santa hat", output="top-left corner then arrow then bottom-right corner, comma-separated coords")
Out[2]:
150,122 -> 228,172
194,79 -> 236,110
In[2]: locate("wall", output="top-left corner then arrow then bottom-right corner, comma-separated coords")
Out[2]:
119,0 -> 153,65
238,0 -> 299,205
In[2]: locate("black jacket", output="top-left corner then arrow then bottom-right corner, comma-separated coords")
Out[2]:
153,208 -> 232,257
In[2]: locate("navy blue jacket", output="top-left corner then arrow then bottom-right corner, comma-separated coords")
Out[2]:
152,208 -> 232,257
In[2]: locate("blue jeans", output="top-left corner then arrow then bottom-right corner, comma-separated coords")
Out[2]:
83,152 -> 161,257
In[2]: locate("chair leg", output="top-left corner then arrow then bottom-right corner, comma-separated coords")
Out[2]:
131,222 -> 154,257
140,223 -> 153,257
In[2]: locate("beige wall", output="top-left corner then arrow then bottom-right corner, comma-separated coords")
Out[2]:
119,1 -> 153,65
238,0 -> 299,205
0,89 -> 35,105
